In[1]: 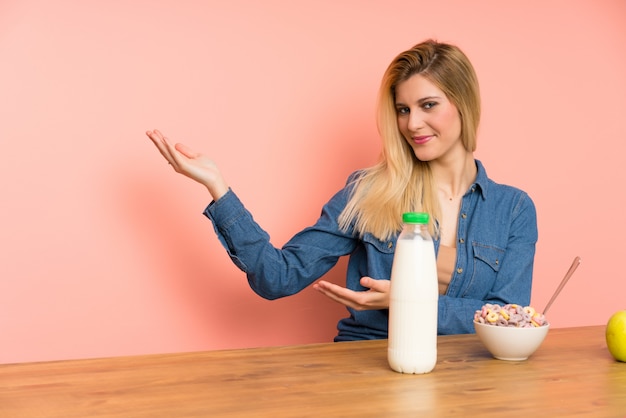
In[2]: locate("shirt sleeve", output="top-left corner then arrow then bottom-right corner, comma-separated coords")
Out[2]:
203,187 -> 358,300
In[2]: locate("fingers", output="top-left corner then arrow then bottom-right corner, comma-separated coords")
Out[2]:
313,279 -> 389,311
146,129 -> 176,165
146,129 -> 187,170
315,280 -> 355,300
313,281 -> 361,310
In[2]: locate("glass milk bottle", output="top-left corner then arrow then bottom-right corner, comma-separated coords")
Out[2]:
388,212 -> 438,374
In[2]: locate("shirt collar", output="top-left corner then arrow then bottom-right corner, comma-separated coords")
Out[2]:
473,159 -> 489,200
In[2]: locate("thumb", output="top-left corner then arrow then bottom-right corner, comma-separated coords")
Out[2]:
174,142 -> 198,159
360,277 -> 389,292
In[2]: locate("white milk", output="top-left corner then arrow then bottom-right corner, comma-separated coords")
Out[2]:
388,228 -> 438,374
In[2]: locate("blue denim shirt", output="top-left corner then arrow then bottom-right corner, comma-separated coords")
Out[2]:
204,160 -> 538,340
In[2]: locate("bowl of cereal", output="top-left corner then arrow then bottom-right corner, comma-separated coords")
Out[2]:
473,303 -> 549,361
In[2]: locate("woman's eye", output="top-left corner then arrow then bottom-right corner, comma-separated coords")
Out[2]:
396,107 -> 410,115
422,101 -> 437,110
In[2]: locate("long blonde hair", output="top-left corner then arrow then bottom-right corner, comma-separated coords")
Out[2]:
338,40 -> 481,241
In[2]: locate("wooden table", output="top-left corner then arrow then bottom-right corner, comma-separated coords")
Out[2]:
1,325 -> 625,417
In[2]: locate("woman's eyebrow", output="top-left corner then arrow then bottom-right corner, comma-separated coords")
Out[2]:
417,96 -> 442,103
395,95 -> 442,106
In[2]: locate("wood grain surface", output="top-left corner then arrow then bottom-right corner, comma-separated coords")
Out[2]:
1,326 -> 624,417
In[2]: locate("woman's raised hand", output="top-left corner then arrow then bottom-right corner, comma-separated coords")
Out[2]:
146,129 -> 229,201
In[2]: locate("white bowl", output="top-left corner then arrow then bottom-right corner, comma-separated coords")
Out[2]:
474,321 -> 550,361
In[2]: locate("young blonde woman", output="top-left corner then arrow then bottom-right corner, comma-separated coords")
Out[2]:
146,39 -> 538,340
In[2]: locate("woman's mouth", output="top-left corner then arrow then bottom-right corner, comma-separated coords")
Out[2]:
412,135 -> 432,145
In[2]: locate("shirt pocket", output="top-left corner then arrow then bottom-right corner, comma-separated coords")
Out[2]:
461,242 -> 505,298
362,232 -> 396,255
360,232 -> 396,283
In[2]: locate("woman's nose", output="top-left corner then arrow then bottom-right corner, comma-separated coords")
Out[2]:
408,111 -> 425,132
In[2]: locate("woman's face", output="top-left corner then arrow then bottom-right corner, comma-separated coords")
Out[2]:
395,74 -> 463,163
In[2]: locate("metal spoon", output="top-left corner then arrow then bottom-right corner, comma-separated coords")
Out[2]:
542,256 -> 581,315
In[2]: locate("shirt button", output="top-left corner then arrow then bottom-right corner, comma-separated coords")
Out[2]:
459,238 -> 465,244
462,213 -> 467,219
388,242 -> 393,249
456,267 -> 463,274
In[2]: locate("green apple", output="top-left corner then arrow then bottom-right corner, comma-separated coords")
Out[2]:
606,310 -> 626,362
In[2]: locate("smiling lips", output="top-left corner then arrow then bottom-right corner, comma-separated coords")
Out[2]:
412,135 -> 433,145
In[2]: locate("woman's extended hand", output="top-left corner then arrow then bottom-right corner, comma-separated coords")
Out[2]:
146,129 -> 229,201
313,277 -> 390,311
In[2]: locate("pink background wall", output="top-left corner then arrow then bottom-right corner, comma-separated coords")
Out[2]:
1,0 -> 625,364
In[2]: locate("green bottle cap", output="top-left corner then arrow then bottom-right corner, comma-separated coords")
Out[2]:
402,212 -> 429,224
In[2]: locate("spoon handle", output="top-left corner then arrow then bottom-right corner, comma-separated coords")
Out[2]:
542,256 -> 581,315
